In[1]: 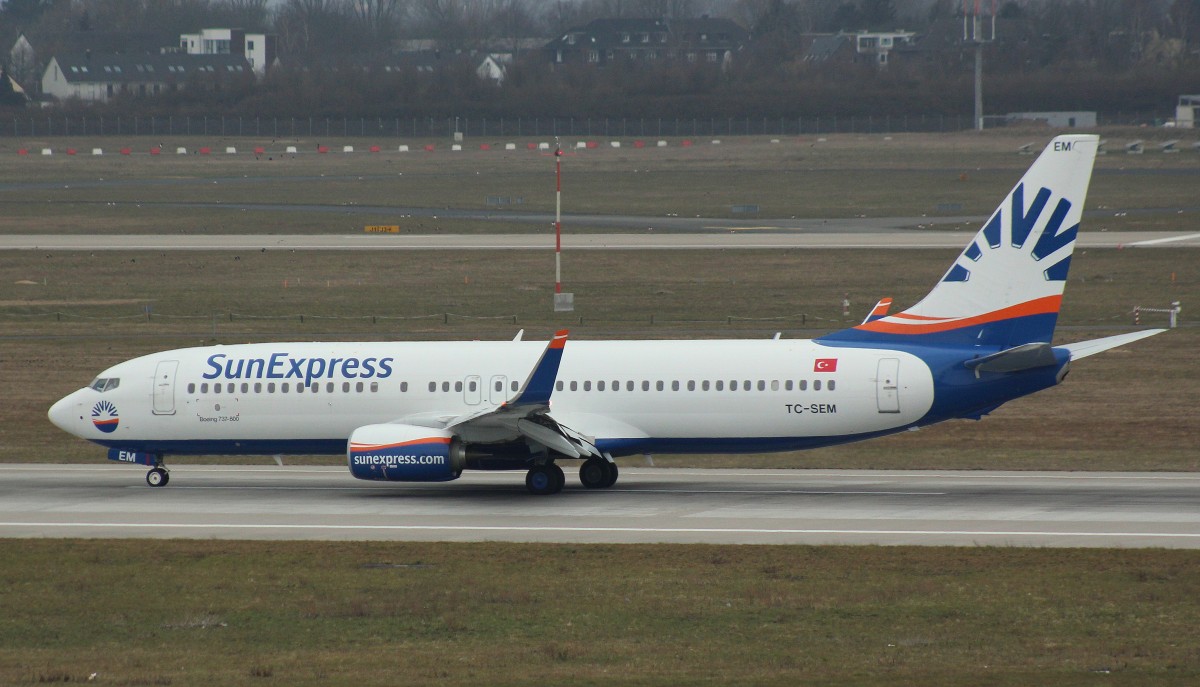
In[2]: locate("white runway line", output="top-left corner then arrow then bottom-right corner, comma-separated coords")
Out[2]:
1127,232 -> 1200,246
4,521 -> 1200,540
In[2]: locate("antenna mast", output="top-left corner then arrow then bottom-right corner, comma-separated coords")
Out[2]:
964,0 -> 996,131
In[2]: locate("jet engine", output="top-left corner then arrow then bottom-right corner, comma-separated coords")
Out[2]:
347,424 -> 465,482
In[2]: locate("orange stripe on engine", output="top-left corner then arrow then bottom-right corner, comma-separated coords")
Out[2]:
351,436 -> 453,452
855,295 -> 1062,335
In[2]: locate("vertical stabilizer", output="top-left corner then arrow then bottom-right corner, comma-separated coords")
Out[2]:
822,134 -> 1098,348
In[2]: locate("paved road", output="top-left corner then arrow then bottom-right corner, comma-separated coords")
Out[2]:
2,465 -> 1198,548
3,231 -> 1199,251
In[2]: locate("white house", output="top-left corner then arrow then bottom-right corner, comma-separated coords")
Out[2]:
476,54 -> 511,83
179,28 -> 275,76
853,30 -> 916,66
42,52 -> 252,103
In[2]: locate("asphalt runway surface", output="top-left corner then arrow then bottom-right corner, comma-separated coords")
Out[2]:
3,465 -> 1199,548
3,231 -> 1199,251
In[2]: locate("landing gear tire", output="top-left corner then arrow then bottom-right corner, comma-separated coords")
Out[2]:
602,461 -> 619,488
580,458 -> 616,489
146,467 -> 169,488
526,463 -> 565,495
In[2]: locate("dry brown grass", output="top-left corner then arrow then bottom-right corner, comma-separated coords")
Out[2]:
1,130 -> 1197,232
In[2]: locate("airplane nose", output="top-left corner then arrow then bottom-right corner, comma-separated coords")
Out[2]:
48,393 -> 83,433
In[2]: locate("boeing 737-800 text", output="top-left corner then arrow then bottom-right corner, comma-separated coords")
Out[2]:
49,135 -> 1164,494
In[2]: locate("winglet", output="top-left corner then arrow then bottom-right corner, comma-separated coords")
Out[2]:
862,297 -> 893,325
506,329 -> 569,408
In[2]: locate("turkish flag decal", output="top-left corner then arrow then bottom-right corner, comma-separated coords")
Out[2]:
813,358 -> 838,372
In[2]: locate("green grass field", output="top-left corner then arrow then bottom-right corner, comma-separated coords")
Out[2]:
3,540 -> 1200,686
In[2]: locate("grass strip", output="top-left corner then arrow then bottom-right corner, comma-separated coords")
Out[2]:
2,539 -> 1199,686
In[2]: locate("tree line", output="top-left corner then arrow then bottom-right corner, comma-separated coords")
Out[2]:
2,0 -> 1199,120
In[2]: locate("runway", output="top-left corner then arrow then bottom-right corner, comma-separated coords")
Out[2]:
3,230 -> 1199,251
2,465 -> 1199,548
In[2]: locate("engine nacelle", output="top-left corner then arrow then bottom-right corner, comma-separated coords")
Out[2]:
347,424 -> 465,482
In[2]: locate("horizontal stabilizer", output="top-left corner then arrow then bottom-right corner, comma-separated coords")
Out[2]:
1057,329 -> 1165,361
963,342 -> 1057,374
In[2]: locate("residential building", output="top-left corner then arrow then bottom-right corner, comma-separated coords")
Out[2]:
179,28 -> 276,75
851,30 -> 916,66
42,52 -> 252,102
546,17 -> 748,68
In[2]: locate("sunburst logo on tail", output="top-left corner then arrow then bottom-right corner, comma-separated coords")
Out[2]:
91,400 -> 119,433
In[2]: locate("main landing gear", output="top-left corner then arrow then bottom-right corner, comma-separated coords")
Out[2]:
526,463 -> 565,495
578,458 -> 618,490
524,457 -> 619,495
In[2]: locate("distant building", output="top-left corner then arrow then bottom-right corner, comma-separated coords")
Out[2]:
1176,95 -> 1199,128
9,33 -> 37,90
851,30 -> 916,66
546,17 -> 748,68
476,54 -> 511,83
42,52 -> 252,102
8,30 -> 169,97
1007,111 -> 1097,128
179,28 -> 276,75
801,34 -> 853,64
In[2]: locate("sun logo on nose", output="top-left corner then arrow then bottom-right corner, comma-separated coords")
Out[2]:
91,400 -> 119,433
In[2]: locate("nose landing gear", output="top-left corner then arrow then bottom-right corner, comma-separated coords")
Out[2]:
146,466 -> 170,487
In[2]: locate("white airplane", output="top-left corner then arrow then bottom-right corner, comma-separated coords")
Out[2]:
49,134 -> 1163,494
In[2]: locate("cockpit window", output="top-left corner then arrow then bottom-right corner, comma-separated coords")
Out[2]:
89,378 -> 120,392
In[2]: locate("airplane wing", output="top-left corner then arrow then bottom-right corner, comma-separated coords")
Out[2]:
407,330 -> 604,457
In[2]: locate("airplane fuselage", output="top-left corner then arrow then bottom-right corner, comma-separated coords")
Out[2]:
50,338 -> 955,458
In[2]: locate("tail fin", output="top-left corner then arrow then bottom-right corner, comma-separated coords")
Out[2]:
821,134 -> 1098,348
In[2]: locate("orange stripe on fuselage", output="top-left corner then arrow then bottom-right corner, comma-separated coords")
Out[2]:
854,295 -> 1062,335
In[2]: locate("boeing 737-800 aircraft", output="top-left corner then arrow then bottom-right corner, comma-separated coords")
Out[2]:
49,135 -> 1163,494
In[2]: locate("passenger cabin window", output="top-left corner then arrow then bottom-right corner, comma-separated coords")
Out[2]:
187,383 -> 196,394
814,380 -> 822,391
556,381 -> 564,391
